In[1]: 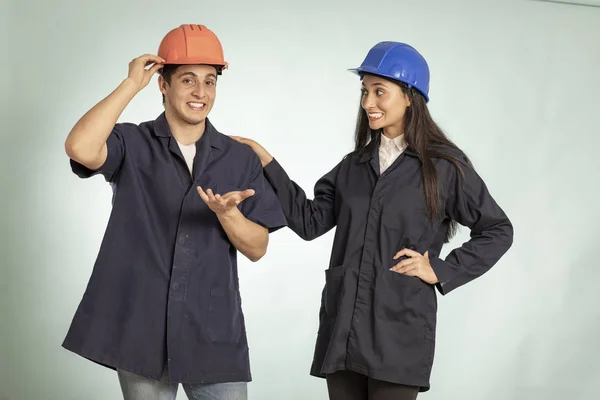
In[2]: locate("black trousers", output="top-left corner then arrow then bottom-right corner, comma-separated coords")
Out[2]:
326,371 -> 419,400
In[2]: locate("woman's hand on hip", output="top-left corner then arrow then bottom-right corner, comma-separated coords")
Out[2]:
391,248 -> 439,285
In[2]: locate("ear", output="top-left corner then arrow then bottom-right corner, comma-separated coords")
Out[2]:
158,75 -> 168,96
404,91 -> 411,107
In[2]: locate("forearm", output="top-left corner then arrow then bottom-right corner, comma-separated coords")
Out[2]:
217,208 -> 268,262
64,78 -> 138,169
430,218 -> 513,295
263,158 -> 337,241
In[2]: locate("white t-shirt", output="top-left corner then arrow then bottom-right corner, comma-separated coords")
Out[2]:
177,141 -> 196,174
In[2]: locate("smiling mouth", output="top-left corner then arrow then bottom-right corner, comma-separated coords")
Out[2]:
188,102 -> 206,111
368,112 -> 383,121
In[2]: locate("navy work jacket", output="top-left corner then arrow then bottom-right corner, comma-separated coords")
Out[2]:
263,140 -> 513,391
63,113 -> 287,384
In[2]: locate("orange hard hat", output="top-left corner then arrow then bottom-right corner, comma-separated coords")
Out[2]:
158,24 -> 228,73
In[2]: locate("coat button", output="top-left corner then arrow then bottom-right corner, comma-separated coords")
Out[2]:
172,283 -> 179,290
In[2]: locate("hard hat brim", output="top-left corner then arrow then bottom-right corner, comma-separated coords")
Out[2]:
162,58 -> 228,67
348,67 -> 429,103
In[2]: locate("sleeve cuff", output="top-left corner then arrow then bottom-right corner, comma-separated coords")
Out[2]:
246,215 -> 286,233
429,257 -> 458,295
70,157 -> 101,179
263,158 -> 289,189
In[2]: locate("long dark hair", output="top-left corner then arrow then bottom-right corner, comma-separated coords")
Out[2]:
354,78 -> 470,243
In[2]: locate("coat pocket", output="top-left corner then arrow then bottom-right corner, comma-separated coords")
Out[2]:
206,286 -> 242,344
375,268 -> 428,322
324,265 -> 346,317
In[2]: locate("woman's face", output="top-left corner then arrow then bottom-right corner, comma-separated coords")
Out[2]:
360,74 -> 411,137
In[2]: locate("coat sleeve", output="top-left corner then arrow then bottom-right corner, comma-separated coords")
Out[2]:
429,160 -> 514,295
238,154 -> 288,233
69,124 -> 126,183
262,158 -> 340,241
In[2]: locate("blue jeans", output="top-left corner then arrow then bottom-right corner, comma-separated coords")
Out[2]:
117,369 -> 247,400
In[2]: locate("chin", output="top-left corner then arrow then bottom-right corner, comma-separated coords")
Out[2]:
369,121 -> 384,131
188,115 -> 206,123
181,111 -> 207,125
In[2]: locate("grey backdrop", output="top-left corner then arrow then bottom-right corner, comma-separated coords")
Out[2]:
3,0 -> 600,399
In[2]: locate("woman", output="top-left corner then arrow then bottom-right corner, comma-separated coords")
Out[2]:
233,42 -> 513,400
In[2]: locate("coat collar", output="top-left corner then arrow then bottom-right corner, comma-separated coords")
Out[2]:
358,135 -> 417,164
152,112 -> 224,151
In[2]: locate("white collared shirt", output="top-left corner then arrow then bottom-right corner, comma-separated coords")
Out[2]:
379,133 -> 407,173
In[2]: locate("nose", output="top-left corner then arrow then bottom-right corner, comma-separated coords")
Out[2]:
192,82 -> 206,99
361,92 -> 375,110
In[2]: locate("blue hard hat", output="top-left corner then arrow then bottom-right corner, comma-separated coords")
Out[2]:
349,41 -> 431,102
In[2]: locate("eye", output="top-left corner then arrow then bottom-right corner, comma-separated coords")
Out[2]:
183,78 -> 194,85
361,88 -> 367,96
206,80 -> 216,87
376,89 -> 384,96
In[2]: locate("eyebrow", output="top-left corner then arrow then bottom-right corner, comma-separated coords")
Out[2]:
179,72 -> 217,80
362,82 -> 387,89
362,82 -> 388,88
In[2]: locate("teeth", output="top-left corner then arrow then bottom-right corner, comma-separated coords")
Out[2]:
369,113 -> 383,118
189,102 -> 205,108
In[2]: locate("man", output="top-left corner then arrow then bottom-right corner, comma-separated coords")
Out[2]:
62,24 -> 287,400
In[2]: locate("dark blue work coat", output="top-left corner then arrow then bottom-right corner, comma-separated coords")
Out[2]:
262,140 -> 513,391
63,113 -> 287,384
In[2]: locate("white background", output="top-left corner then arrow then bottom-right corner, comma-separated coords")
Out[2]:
2,0 -> 600,399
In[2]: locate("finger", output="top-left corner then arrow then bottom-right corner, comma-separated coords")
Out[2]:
226,196 -> 241,208
148,63 -> 164,75
402,269 -> 420,277
143,60 -> 163,71
390,258 -> 417,272
394,247 -> 420,260
395,258 -> 417,269
397,248 -> 421,258
393,250 -> 405,260
206,188 -> 217,202
136,54 -> 165,64
214,195 -> 239,211
196,186 -> 209,203
391,264 -> 417,275
397,261 -> 420,274
221,193 -> 234,200
207,189 -> 219,203
232,137 -> 250,145
424,251 -> 429,259
239,189 -> 255,200
221,191 -> 240,200
133,58 -> 163,70
222,189 -> 255,200
398,264 -> 419,275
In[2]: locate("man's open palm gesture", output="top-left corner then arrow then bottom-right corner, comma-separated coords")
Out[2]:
197,187 -> 255,216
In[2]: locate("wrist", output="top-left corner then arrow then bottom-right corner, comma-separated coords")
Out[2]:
121,78 -> 142,95
261,155 -> 274,167
216,206 -> 241,220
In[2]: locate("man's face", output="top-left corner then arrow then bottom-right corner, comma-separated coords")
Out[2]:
159,65 -> 218,126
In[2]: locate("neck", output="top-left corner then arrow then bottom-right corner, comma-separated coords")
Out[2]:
383,124 -> 404,139
165,108 -> 206,145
